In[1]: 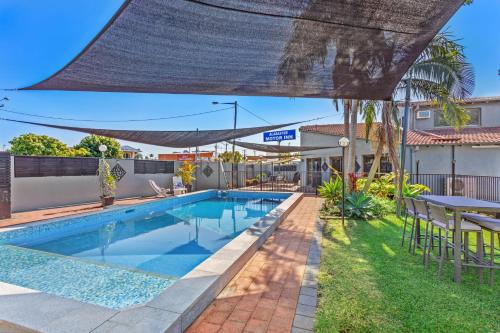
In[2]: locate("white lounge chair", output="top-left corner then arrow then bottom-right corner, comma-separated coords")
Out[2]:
149,180 -> 170,197
172,176 -> 187,195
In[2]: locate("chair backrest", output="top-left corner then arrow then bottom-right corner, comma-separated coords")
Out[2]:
412,199 -> 429,218
427,203 -> 449,225
149,180 -> 163,194
403,198 -> 415,214
172,176 -> 184,189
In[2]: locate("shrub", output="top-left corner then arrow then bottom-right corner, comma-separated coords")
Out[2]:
318,176 -> 343,206
357,172 -> 430,199
371,196 -> 395,216
341,191 -> 375,220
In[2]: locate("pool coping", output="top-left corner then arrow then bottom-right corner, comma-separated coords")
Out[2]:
0,190 -> 304,333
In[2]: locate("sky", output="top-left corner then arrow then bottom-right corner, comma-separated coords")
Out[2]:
0,0 -> 499,156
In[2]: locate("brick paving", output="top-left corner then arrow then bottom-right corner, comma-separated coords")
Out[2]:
187,196 -> 322,333
0,196 -> 159,228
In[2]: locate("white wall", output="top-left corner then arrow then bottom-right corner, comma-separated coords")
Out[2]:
409,100 -> 500,130
406,145 -> 500,177
194,161 -> 228,190
300,131 -> 376,182
11,157 -> 174,212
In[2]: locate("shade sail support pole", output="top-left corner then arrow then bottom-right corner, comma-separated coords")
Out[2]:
232,101 -> 238,188
397,78 -> 411,216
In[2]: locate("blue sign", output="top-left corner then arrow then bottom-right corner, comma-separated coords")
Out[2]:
263,129 -> 296,142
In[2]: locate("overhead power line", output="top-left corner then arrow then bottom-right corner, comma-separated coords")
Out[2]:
0,106 -> 234,123
238,104 -> 273,125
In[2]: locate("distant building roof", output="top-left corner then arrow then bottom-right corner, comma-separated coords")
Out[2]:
399,96 -> 500,108
407,126 -> 500,146
301,122 -> 500,146
120,145 -> 141,152
299,123 -> 381,140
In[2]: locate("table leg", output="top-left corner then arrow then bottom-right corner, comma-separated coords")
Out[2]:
454,210 -> 462,283
416,220 -> 421,246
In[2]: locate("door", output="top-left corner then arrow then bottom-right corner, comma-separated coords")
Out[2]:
306,158 -> 322,187
0,153 -> 11,219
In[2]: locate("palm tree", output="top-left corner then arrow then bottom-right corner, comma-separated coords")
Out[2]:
362,32 -> 475,200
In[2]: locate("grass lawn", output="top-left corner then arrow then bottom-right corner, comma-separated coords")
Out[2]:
316,215 -> 500,333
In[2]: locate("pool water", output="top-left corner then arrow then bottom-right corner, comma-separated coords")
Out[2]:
24,197 -> 280,277
0,193 -> 286,308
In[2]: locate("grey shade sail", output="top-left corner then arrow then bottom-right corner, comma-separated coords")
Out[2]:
1,118 -> 298,148
20,0 -> 463,100
233,141 -> 338,153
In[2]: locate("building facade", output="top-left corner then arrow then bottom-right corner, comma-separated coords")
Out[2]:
299,123 -> 391,185
299,97 -> 500,187
404,96 -> 500,177
120,145 -> 141,159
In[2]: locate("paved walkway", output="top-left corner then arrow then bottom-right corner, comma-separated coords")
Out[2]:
187,196 -> 322,333
0,196 -> 158,228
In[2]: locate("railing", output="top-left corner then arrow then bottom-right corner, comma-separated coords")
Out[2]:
222,166 -> 500,202
408,173 -> 500,202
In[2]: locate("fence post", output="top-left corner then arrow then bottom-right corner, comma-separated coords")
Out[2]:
416,160 -> 420,184
217,160 -> 220,189
451,146 -> 456,196
271,162 -> 274,191
0,152 -> 11,219
259,161 -> 263,191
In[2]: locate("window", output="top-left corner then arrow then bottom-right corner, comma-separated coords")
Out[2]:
416,110 -> 431,119
363,155 -> 392,173
434,108 -> 481,127
329,156 -> 343,173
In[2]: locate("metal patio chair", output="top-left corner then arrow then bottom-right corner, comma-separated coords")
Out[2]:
408,199 -> 431,258
426,203 -> 483,279
401,198 -> 416,248
462,213 -> 500,286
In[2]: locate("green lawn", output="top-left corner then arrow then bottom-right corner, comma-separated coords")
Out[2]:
316,215 -> 500,333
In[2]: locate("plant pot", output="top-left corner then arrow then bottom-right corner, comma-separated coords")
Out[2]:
101,196 -> 115,207
186,184 -> 193,193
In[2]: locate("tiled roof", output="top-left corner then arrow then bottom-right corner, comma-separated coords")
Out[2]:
120,145 -> 141,152
301,122 -> 500,146
407,126 -> 500,145
399,96 -> 500,107
299,123 -> 381,140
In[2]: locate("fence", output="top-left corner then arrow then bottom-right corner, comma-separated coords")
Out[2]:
224,168 -> 322,194
9,156 -> 176,212
408,173 -> 500,202
222,165 -> 500,202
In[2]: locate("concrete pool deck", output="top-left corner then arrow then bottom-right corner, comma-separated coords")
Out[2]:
0,196 -> 159,229
0,191 -> 312,333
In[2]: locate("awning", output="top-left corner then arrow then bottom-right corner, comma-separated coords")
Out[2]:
20,0 -> 463,100
233,141 -> 338,153
1,118 -> 298,148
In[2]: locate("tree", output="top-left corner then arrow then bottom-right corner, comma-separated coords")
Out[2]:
75,135 -> 123,158
219,151 -> 243,163
8,133 -> 89,157
359,32 -> 475,206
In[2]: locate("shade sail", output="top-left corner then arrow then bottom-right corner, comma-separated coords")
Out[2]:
20,0 -> 463,100
1,118 -> 298,148
233,141 -> 338,153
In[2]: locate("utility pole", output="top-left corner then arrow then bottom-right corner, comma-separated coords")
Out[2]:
213,100 -> 238,188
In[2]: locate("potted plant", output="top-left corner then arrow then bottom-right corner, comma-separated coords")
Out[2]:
98,159 -> 116,206
176,161 -> 197,192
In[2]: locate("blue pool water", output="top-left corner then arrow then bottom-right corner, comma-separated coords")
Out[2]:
0,191 -> 288,308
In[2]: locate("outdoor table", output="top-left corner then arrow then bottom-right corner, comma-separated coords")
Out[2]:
418,195 -> 500,283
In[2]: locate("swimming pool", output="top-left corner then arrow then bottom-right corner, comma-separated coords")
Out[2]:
0,190 -> 291,309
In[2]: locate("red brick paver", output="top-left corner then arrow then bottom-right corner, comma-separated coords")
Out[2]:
187,196 -> 322,333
